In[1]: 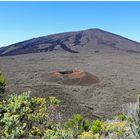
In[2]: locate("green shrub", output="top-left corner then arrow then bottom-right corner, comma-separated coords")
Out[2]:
102,120 -> 131,138
90,119 -> 103,134
49,96 -> 61,106
78,131 -> 95,139
116,114 -> 127,121
130,95 -> 140,138
0,91 -> 61,138
42,129 -> 70,139
65,114 -> 90,138
82,119 -> 90,131
29,126 -> 42,138
0,90 -> 134,139
0,72 -> 5,94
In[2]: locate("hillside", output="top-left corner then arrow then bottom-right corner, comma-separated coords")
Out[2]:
0,28 -> 140,122
0,28 -> 140,56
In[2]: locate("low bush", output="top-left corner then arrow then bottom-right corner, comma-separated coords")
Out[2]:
129,95 -> 140,138
91,119 -> 103,134
0,72 -> 5,94
0,91 -> 62,138
0,91 -> 135,139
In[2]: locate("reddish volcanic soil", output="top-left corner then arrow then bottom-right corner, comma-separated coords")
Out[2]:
42,70 -> 100,86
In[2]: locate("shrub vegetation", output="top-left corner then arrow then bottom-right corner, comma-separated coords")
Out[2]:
0,72 -> 139,139
0,71 -> 5,94
0,91 -> 134,139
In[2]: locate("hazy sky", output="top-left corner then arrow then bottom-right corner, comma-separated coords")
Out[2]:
0,1 -> 140,47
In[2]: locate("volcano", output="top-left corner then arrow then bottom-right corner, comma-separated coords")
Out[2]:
0,28 -> 140,56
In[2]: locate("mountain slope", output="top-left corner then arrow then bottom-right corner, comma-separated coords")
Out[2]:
0,28 -> 140,56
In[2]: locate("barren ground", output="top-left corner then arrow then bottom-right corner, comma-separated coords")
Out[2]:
0,51 -> 140,120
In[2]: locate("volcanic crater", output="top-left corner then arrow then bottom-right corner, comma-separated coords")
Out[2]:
42,70 -> 100,86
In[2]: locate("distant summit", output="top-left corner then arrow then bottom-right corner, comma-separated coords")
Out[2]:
0,28 -> 140,56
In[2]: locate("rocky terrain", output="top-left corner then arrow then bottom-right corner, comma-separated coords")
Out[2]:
0,28 -> 140,120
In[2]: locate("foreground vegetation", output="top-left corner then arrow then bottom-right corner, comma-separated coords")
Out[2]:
0,91 -> 136,139
0,71 -> 5,94
0,72 -> 140,139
